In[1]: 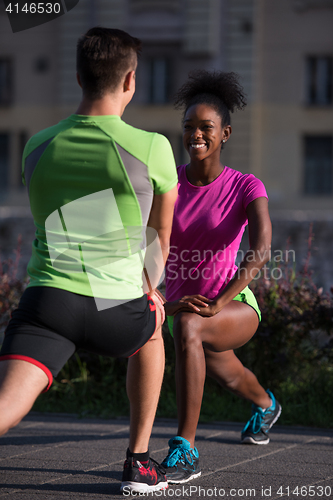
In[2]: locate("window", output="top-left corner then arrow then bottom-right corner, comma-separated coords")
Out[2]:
18,131 -> 28,187
0,133 -> 10,192
304,136 -> 333,195
148,58 -> 170,104
306,57 -> 333,105
34,56 -> 50,74
130,0 -> 180,12
293,0 -> 333,12
0,59 -> 13,106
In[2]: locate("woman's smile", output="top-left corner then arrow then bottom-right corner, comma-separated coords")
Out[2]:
183,103 -> 226,161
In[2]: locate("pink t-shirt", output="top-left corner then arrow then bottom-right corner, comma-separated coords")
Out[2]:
165,165 -> 268,301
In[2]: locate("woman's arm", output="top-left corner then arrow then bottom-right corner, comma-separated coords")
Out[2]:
196,196 -> 272,317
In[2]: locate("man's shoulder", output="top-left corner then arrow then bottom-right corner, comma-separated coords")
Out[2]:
117,120 -> 166,143
24,118 -> 71,157
112,120 -> 172,162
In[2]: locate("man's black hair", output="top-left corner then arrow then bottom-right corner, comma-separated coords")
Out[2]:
77,27 -> 142,99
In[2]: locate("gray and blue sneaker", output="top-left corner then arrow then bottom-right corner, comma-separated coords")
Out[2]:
161,436 -> 201,484
241,389 -> 282,445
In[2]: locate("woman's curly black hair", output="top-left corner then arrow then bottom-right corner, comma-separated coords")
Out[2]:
174,70 -> 247,126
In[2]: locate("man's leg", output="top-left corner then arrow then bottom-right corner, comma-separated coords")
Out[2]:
126,302 -> 164,453
121,299 -> 168,494
0,360 -> 48,435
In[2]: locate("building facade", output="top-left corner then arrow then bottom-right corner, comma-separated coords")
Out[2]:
1,0 -> 333,288
1,0 -> 332,211
250,0 -> 333,211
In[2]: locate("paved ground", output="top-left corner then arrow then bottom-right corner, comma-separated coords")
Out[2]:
0,413 -> 332,499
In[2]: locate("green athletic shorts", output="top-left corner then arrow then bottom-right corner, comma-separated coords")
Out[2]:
167,286 -> 261,337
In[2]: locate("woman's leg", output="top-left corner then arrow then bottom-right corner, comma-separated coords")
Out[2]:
173,301 -> 260,448
205,349 -> 271,409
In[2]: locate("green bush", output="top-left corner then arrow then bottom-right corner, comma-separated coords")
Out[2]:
33,353 -> 130,417
239,252 -> 333,388
0,237 -> 27,334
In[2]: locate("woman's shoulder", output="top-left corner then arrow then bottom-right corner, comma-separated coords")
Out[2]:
225,166 -> 256,180
225,166 -> 265,187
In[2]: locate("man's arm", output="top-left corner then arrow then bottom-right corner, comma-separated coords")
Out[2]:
143,187 -> 178,295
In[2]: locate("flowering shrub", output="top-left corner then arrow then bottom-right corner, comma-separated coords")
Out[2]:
0,237 -> 28,334
240,228 -> 333,387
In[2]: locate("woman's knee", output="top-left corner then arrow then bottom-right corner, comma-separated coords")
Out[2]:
173,312 -> 203,350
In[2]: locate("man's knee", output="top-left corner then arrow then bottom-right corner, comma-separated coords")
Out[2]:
0,359 -> 49,437
0,412 -> 23,437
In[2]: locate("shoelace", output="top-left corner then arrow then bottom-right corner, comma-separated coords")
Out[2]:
163,447 -> 196,468
242,407 -> 264,434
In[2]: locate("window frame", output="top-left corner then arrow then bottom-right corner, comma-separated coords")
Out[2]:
305,55 -> 333,107
147,56 -> 171,105
0,132 -> 10,192
303,135 -> 333,196
0,58 -> 14,106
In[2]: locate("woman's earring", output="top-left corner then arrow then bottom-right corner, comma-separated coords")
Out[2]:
222,140 -> 226,143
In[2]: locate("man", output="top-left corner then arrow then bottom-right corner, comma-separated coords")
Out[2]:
0,27 -> 177,494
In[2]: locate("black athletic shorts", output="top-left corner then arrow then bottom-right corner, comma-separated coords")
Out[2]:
0,287 -> 156,391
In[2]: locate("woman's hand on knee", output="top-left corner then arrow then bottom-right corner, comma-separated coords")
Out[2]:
193,300 -> 221,317
164,294 -> 212,316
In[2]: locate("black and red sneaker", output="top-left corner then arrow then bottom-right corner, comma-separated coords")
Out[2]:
120,456 -> 168,494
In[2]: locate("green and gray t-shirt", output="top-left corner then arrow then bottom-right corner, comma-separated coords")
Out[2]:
22,114 -> 177,300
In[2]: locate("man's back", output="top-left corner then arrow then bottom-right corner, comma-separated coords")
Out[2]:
23,114 -> 177,300
0,27 -> 178,495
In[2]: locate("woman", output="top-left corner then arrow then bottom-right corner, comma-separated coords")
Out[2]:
161,71 -> 281,484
